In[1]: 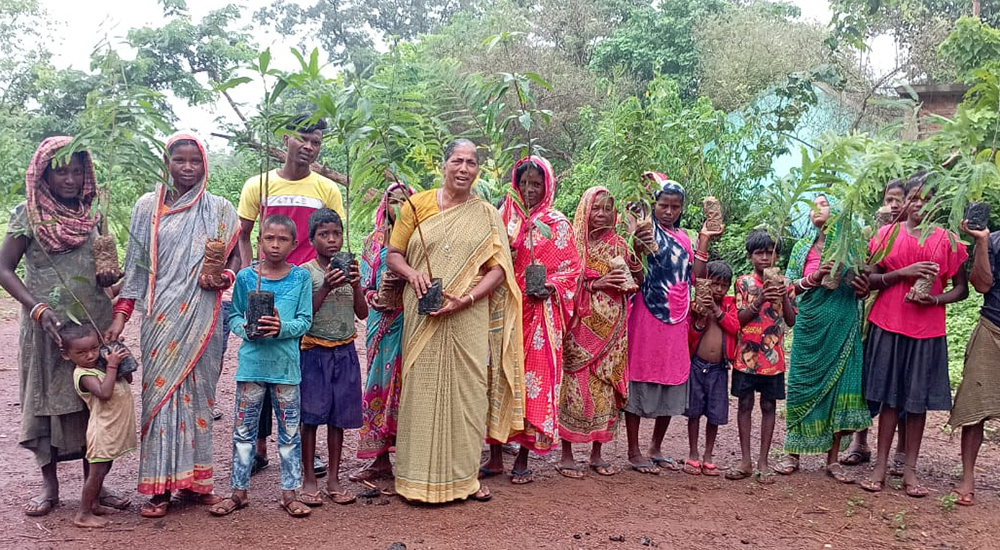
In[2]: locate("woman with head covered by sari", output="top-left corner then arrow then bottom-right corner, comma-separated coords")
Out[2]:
480,156 -> 580,484
385,138 -> 524,503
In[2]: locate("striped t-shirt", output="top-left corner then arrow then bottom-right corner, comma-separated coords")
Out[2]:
238,169 -> 345,265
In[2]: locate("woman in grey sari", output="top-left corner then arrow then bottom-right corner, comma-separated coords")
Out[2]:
106,133 -> 240,517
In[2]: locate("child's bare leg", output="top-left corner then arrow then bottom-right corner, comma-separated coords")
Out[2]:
326,427 -> 345,494
704,423 -> 719,465
901,412 -> 926,489
590,442 -> 604,464
625,412 -> 645,465
648,415 -> 671,460
301,424 -> 319,493
757,398 -> 776,471
559,439 -> 576,469
687,416 -> 701,462
869,405 -> 898,484
845,428 -> 870,455
826,431 -> 844,466
75,462 -> 112,528
735,394 -> 754,473
481,444 -> 504,473
894,416 -> 908,464
371,451 -> 392,473
958,421 -> 985,497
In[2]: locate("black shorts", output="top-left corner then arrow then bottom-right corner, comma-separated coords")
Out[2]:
731,369 -> 785,401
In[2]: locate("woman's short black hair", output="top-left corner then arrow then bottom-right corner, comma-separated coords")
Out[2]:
286,114 -> 328,134
706,260 -> 732,282
514,160 -> 544,187
262,213 -> 297,240
308,208 -> 343,239
443,138 -> 477,162
745,228 -> 779,255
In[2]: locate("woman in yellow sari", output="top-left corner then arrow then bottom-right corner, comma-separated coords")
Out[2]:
386,139 -> 524,503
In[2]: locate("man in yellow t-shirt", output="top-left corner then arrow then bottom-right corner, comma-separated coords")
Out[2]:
237,115 -> 345,268
235,114 -> 345,477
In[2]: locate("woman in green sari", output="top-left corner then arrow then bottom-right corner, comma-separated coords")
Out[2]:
780,194 -> 872,483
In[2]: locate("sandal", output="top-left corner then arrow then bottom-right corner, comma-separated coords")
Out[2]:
589,462 -> 618,476
701,462 -> 721,477
683,459 -> 702,475
903,482 -> 929,498
250,454 -> 269,476
350,468 -> 392,482
281,498 -> 312,517
556,464 -> 585,479
888,456 -> 905,477
299,491 -> 324,507
839,449 -> 871,466
826,464 -> 854,484
753,469 -> 776,485
725,468 -> 752,481
323,490 -> 356,505
209,494 -> 248,516
140,499 -> 170,518
772,456 -> 799,475
23,495 -> 59,517
954,491 -> 975,507
859,477 -> 884,493
629,461 -> 661,475
469,485 -> 492,502
175,489 -> 223,506
98,493 -> 130,510
651,457 -> 680,471
510,467 -> 533,485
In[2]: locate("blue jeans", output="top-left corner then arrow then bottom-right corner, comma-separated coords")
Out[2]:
231,381 -> 302,491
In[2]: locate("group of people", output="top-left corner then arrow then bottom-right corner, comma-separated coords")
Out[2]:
6,118 -> 999,528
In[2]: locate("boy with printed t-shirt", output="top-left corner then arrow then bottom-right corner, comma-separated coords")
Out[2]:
237,114 -> 345,477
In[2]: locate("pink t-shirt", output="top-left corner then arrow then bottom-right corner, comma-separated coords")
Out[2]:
867,224 -> 968,339
803,246 -> 822,278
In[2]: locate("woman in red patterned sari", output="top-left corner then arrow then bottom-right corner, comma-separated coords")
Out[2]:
557,187 -> 641,477
482,156 -> 581,484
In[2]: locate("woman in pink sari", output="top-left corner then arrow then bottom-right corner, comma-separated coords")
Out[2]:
482,156 -> 581,484
557,187 -> 641,477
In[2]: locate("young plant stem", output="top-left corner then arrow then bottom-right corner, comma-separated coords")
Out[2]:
36,245 -> 107,345
344,142 -> 351,253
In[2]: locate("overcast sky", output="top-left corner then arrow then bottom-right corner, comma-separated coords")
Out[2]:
39,0 -> 878,151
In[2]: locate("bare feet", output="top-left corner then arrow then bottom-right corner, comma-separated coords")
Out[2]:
74,511 -> 110,528
92,504 -> 116,516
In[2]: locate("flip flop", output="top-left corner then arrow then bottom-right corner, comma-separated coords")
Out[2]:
299,491 -> 324,507
98,493 -> 130,510
683,459 -> 702,475
754,469 -> 776,485
589,462 -> 618,476
859,478 -> 884,493
510,467 -> 533,485
469,486 -> 492,502
209,495 -> 249,517
826,464 -> 854,484
888,457 -> 905,477
903,482 -> 929,498
725,468 -> 752,481
479,465 -> 503,479
140,499 -> 170,518
839,449 -> 871,466
772,457 -> 799,475
23,495 -> 59,517
323,490 -> 356,505
556,464 -> 585,479
250,454 -> 269,476
175,489 -> 223,505
281,498 -> 312,517
701,462 -> 721,476
651,457 -> 680,471
954,491 -> 975,506
630,461 -> 661,475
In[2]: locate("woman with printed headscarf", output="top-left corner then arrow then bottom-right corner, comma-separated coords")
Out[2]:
481,156 -> 581,484
104,133 -> 241,517
779,194 -> 872,482
624,173 -> 720,474
0,137 -> 124,516
352,182 -> 413,481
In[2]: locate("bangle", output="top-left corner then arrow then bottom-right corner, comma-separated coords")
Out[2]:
113,299 -> 135,322
30,303 -> 49,322
715,309 -> 725,321
694,250 -> 709,262
222,269 -> 236,285
933,295 -> 941,306
468,291 -> 476,305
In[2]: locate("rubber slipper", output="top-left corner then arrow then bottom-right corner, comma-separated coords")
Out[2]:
630,461 -> 661,475
23,496 -> 59,517
754,469 -> 776,485
725,469 -> 752,481
772,457 -> 799,475
589,462 -> 617,476
140,499 -> 170,518
683,459 -> 702,475
859,478 -> 884,493
954,491 -> 975,506
479,465 -> 503,479
469,486 -> 492,501
903,483 -> 929,498
323,490 -> 356,505
556,464 -> 585,479
208,495 -> 248,517
299,491 -> 324,507
314,457 -> 328,479
651,457 -> 680,471
701,462 -> 721,476
281,499 -> 312,517
250,454 -> 269,476
825,464 -> 854,484
839,449 -> 871,466
888,457 -> 905,477
510,468 -> 533,485
98,493 -> 130,510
